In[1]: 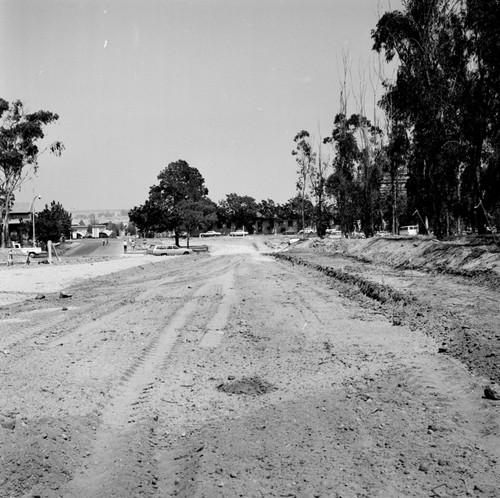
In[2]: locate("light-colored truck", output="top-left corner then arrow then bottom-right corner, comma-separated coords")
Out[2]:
11,243 -> 43,258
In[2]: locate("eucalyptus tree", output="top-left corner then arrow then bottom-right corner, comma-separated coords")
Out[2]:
308,131 -> 332,237
372,0 -> 475,237
0,99 -> 63,247
324,113 -> 363,235
462,0 -> 500,232
292,130 -> 316,236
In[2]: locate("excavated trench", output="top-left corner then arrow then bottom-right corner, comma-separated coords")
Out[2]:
274,250 -> 500,385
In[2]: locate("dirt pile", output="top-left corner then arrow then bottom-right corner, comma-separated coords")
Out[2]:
300,236 -> 500,285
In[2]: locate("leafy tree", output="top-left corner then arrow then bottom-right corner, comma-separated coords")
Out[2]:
179,198 -> 217,245
35,201 -> 71,243
257,199 -> 279,220
355,114 -> 384,237
324,113 -> 363,235
255,199 -> 280,233
129,160 -> 213,244
462,0 -> 500,233
0,99 -> 64,247
218,194 -> 259,233
125,222 -> 137,237
128,199 -> 164,237
279,195 -> 314,231
372,0 -> 481,237
381,117 -> 410,233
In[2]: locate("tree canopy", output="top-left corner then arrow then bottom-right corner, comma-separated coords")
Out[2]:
128,160 -> 216,244
217,194 -> 259,233
372,0 -> 500,237
35,201 -> 72,244
0,99 -> 63,247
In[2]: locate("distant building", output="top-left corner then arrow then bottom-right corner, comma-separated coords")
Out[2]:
71,222 -> 107,239
1,202 -> 33,241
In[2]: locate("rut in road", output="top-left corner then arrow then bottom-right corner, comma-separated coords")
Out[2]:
61,263 -> 236,497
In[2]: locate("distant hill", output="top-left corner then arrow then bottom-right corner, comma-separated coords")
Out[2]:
72,209 -> 129,225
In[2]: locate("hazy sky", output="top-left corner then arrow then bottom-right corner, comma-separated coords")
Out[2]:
1,0 -> 401,211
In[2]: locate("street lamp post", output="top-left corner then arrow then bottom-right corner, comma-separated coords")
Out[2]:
30,195 -> 41,246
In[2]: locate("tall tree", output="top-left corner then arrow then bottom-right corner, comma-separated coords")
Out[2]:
0,99 -> 63,247
463,0 -> 500,233
128,160 -> 213,244
292,130 -> 316,236
324,113 -> 363,235
372,0 -> 473,237
308,129 -> 332,237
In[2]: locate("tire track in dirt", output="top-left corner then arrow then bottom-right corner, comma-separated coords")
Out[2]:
198,268 -> 235,349
144,269 -> 238,497
60,262 -> 237,498
0,255 -> 231,353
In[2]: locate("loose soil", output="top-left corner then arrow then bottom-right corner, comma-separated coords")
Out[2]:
0,236 -> 499,498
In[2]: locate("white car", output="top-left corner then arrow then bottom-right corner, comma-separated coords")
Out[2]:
229,229 -> 248,237
147,244 -> 192,256
11,242 -> 43,258
200,230 -> 222,237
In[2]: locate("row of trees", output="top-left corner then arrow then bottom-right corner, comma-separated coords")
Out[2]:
130,1 -> 500,241
128,160 -> 317,243
4,2 -> 499,243
373,0 -> 500,238
293,0 -> 499,240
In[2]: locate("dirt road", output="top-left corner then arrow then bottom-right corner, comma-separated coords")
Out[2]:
1,237 -> 499,497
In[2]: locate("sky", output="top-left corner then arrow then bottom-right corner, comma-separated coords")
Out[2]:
1,0 -> 402,212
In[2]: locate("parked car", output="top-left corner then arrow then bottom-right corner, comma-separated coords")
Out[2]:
200,230 -> 222,237
298,227 -> 315,235
11,242 -> 42,258
399,225 -> 419,236
147,244 -> 192,256
229,229 -> 248,237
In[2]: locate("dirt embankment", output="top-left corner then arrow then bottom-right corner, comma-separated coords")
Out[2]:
273,236 -> 500,384
311,236 -> 500,285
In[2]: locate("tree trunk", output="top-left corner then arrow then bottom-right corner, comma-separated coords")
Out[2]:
2,190 -> 12,248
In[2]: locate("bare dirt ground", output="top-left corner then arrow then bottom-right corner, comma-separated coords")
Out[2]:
1,236 -> 499,497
